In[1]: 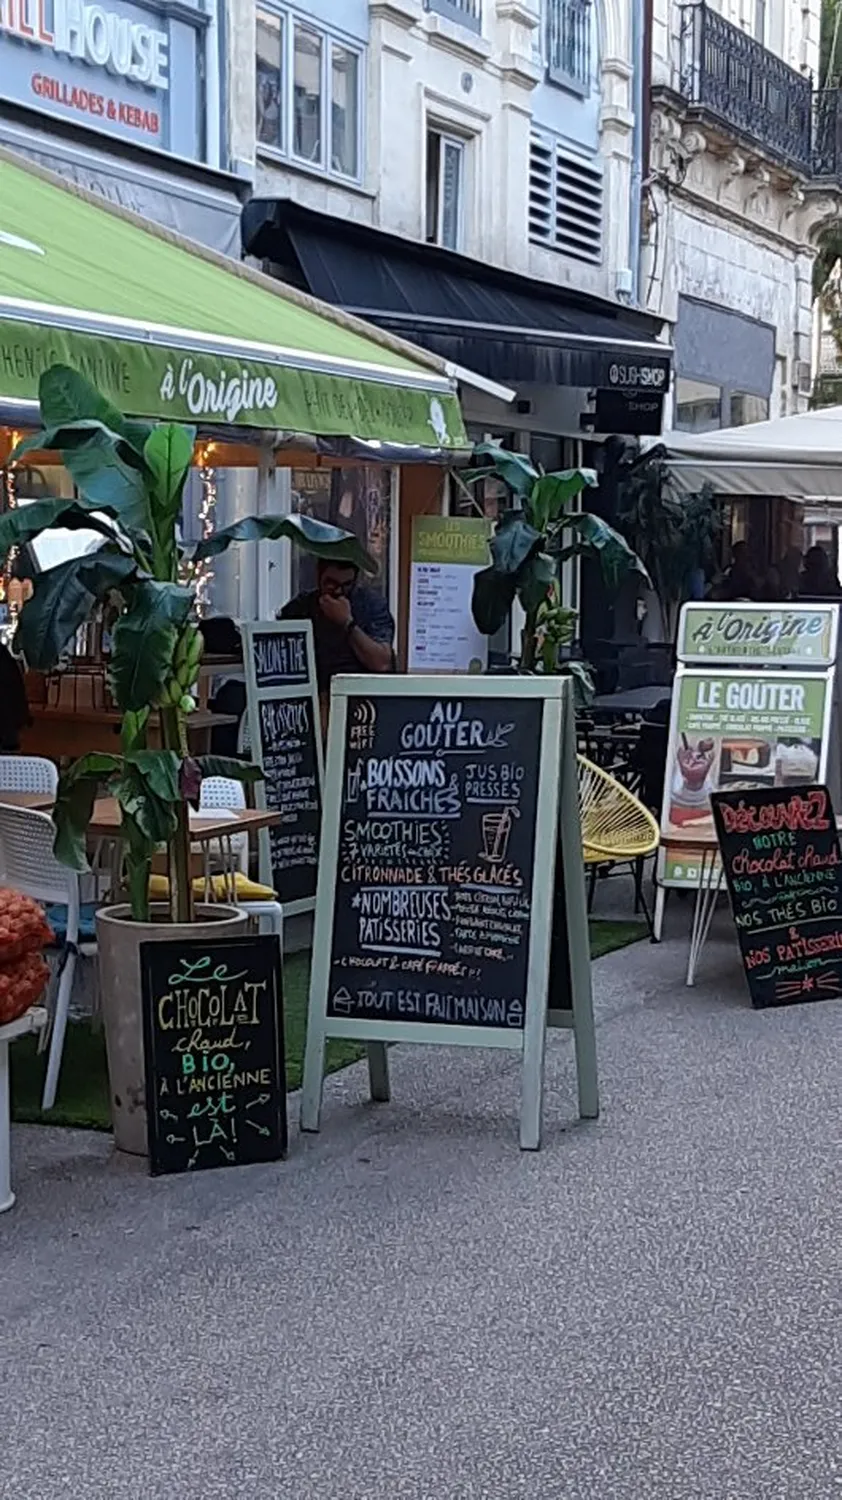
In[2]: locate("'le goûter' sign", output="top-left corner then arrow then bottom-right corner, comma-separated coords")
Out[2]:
242,621 -> 324,916
301,674 -> 597,1150
140,936 -> 287,1176
712,784 -> 842,1010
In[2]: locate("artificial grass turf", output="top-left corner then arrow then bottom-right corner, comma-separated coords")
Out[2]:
10,920 -> 646,1131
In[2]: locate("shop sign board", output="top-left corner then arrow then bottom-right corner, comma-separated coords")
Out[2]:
659,667 -> 834,887
0,319 -> 469,445
677,602 -> 839,668
712,784 -> 842,1011
0,0 -> 206,158
300,674 -> 598,1150
140,935 -> 287,1177
408,516 -> 492,673
242,621 -> 324,917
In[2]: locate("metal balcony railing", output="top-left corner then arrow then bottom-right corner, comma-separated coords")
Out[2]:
678,1 -> 812,174
424,0 -> 481,33
547,0 -> 592,94
814,88 -> 842,179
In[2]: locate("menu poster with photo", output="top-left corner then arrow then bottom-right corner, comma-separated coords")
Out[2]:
660,668 -> 834,887
409,517 -> 492,674
301,676 -> 597,1150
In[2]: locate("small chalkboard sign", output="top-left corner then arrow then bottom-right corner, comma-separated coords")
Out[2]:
712,784 -> 842,1010
301,674 -> 597,1149
242,622 -> 324,915
140,935 -> 287,1176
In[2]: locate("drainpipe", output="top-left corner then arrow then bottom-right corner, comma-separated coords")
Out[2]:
629,0 -> 649,305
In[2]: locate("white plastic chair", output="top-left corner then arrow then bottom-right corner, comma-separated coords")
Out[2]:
0,755 -> 58,797
195,777 -> 282,939
199,776 -> 248,874
0,804 -> 85,1111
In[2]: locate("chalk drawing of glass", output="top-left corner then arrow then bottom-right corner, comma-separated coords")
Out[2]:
479,805 -> 519,864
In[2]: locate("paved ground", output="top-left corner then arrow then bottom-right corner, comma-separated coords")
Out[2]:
4,906 -> 842,1499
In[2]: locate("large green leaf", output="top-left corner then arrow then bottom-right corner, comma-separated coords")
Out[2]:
12,424 -> 151,532
565,513 -> 651,588
143,424 -> 196,538
466,444 -> 538,499
16,549 -> 138,670
489,510 -> 542,576
124,749 -> 181,805
110,580 -> 193,712
52,751 -> 122,872
38,365 -> 132,445
515,551 -> 557,614
528,469 -> 597,530
0,498 -> 119,560
192,512 -> 377,573
471,565 -> 516,635
195,756 -> 264,784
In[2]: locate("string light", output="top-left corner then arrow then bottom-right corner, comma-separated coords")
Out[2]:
180,464 -> 218,618
2,450 -> 19,630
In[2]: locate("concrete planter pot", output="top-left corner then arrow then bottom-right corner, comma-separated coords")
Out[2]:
95,903 -> 248,1156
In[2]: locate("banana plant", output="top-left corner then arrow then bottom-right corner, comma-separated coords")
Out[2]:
464,443 -> 649,697
0,364 -> 375,924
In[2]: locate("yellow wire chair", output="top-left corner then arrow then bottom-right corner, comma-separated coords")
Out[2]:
576,754 -> 660,939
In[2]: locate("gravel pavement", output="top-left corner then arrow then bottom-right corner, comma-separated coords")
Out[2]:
4,908 -> 841,1500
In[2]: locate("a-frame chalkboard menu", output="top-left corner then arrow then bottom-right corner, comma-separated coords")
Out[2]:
301,674 -> 598,1149
140,935 -> 287,1176
242,621 -> 324,915
712,783 -> 842,1010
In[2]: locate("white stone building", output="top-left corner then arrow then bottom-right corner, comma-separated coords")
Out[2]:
646,0 -> 840,435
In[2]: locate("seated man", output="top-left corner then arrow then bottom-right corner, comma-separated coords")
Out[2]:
278,561 -> 394,726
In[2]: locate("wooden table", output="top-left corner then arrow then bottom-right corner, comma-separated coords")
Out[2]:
20,707 -> 238,759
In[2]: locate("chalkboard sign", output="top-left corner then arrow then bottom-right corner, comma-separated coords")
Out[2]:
301,675 -> 597,1150
140,935 -> 287,1176
712,784 -> 842,1010
243,622 -> 324,915
328,693 -> 543,1029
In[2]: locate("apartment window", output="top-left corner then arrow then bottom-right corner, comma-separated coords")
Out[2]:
426,129 -> 465,251
730,392 -> 769,427
547,0 -> 592,94
675,377 -> 723,433
753,0 -> 766,43
255,8 -> 363,181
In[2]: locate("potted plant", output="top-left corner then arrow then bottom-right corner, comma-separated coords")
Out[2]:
0,365 -> 374,1152
462,444 -> 649,693
614,453 -> 720,643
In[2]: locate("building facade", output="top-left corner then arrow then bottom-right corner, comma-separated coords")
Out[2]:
646,0 -> 840,437
0,0 -> 245,252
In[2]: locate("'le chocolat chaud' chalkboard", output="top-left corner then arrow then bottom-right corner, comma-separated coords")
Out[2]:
140,936 -> 287,1176
301,675 -> 598,1150
712,784 -> 842,1010
243,622 -> 324,913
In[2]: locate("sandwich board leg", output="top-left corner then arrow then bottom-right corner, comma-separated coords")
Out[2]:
300,1020 -> 326,1133
559,692 -> 600,1122
367,1043 -> 390,1102
654,884 -> 666,942
520,1006 -> 547,1151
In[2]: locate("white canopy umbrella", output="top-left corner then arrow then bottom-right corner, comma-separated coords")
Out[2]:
654,405 -> 842,499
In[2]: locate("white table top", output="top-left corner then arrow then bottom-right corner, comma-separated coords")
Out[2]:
0,1006 -> 48,1044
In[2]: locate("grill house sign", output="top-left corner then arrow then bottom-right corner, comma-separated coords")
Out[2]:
0,0 -> 203,153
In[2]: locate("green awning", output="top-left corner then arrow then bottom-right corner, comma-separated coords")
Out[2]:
0,152 -> 468,450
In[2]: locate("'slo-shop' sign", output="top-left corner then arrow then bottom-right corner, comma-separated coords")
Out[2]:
301,675 -> 598,1150
712,784 -> 842,1010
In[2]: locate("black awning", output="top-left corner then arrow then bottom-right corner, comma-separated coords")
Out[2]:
241,199 -> 672,394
